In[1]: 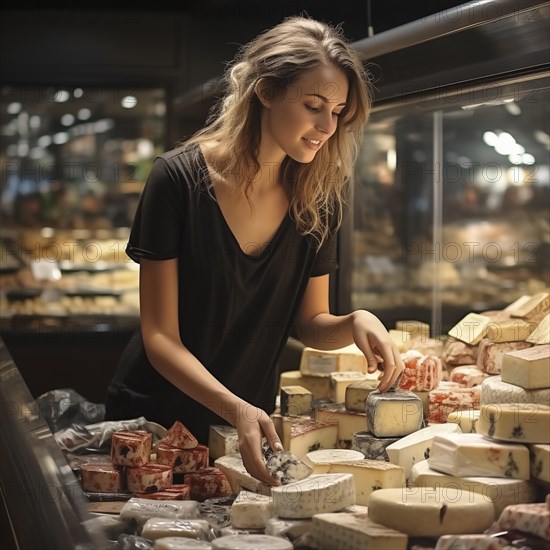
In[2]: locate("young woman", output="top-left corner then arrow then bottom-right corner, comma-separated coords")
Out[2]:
105,15 -> 404,486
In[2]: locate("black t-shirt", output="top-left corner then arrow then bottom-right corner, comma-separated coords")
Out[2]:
105,143 -> 338,444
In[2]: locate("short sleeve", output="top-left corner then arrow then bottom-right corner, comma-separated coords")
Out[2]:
125,156 -> 186,263
310,228 -> 338,276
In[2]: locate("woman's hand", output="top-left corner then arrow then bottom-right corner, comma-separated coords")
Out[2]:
351,309 -> 405,392
234,402 -> 284,486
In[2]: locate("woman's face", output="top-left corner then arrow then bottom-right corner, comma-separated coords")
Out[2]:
260,64 -> 349,163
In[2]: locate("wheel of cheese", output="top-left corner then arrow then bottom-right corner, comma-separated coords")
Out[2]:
211,535 -> 293,549
367,487 -> 495,537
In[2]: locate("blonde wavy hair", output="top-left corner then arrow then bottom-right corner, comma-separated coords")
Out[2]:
182,15 -> 373,249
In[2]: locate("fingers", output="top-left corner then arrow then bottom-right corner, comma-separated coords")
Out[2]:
354,332 -> 379,374
240,446 -> 280,486
260,415 -> 284,452
377,344 -> 405,392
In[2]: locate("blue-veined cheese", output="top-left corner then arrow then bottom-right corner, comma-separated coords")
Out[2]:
210,534 -> 293,549
229,490 -> 273,529
352,431 -> 399,461
208,425 -> 239,461
213,454 -> 271,496
367,487 -> 495,537
477,403 -> 550,444
428,432 -> 530,479
480,375 -> 550,405
302,448 -> 364,473
410,459 -> 537,516
264,451 -> 312,484
385,423 -> 461,482
271,473 -> 355,518
501,344 -> 550,389
529,443 -> 550,482
366,390 -> 423,437
311,512 -> 407,550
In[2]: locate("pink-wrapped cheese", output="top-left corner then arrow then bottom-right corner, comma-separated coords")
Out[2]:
184,467 -> 233,501
134,484 -> 190,500
81,461 -> 122,493
126,463 -> 173,493
498,502 -> 549,541
159,420 -> 198,450
449,365 -> 489,387
399,351 -> 442,391
476,339 -> 532,375
428,386 -> 480,424
156,443 -> 209,473
111,430 -> 152,467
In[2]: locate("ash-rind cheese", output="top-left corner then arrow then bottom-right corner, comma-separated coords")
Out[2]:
385,423 -> 461,482
300,344 -> 367,377
428,433 -> 530,479
111,430 -> 152,467
352,431 -> 399,462
156,444 -> 209,474
367,487 -> 495,537
271,473 -> 355,518
302,448 -> 364,473
366,390 -> 423,438
312,512 -> 407,550
229,490 -> 274,529
126,463 -> 173,493
210,534 -> 293,549
280,385 -> 313,416
208,425 -> 239,461
477,403 -> 550,444
80,461 -> 122,493
501,344 -> 550,389
529,443 -> 550,482
480,375 -> 550,405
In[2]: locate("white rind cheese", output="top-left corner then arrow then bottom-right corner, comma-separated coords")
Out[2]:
311,512 -> 408,550
367,487 -> 495,537
302,448 -> 364,474
428,432 -> 530,479
385,423 -> 461,482
501,344 -> 550,389
480,375 -> 550,405
214,454 -> 271,496
271,473 -> 355,518
366,390 -> 423,437
229,490 -> 274,529
446,409 -> 481,433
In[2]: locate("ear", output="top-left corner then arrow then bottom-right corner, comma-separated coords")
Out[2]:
255,79 -> 273,108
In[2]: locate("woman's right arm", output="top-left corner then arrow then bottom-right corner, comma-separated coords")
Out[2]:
138,257 -> 282,485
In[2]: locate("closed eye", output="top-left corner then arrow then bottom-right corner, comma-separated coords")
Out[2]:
306,105 -> 343,118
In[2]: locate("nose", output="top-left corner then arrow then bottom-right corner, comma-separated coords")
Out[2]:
315,111 -> 337,136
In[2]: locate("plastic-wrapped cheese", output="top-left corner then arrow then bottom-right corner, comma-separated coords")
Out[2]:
302,448 -> 364,473
366,390 -> 423,437
399,350 -> 442,391
141,518 -> 211,540
211,534 -> 293,549
480,375 -> 550,405
367,487 -> 495,537
154,539 -> 213,549
312,512 -> 407,550
428,432 -> 530,479
120,498 -> 200,526
271,473 -> 355,518
229,490 -> 273,529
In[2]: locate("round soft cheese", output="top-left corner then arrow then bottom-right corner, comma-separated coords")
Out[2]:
367,487 -> 495,536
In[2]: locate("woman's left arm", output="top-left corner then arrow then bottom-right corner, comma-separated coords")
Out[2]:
295,274 -> 404,392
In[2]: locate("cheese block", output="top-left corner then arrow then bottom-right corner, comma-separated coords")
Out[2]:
264,517 -> 312,540
281,417 -> 338,458
485,318 -> 535,342
477,403 -> 550,444
302,448 -> 364,473
141,518 -> 211,540
184,468 -> 232,502
134,485 -> 190,501
316,403 -> 367,449
119,498 -> 200,526
80,461 -> 122,493
210,535 -> 293,549
449,365 -> 489,387
389,329 -> 412,352
497,502 -> 550,541
156,444 -> 209,474
345,379 -> 379,412
434,534 -> 507,550
367,486 -> 495,536
447,409 -> 481,433
442,337 -> 479,368
427,386 -> 480,424
329,371 -> 370,403
311,512 -> 408,550
529,443 -> 550,482
501,344 -> 550,389
448,313 -> 493,345
509,291 -> 549,324
279,371 -> 330,400
264,451 -> 312,484
396,320 -> 430,340
160,421 -> 198,450
409,337 -> 444,358
366,390 -> 423,437
385,423 -> 461,482
111,431 -> 152,467
428,433 -> 530,479
477,338 -> 533,374
127,463 -> 173,493
208,425 -> 239,461
214,454 -> 271,496
527,313 -> 550,344
410,459 -> 538,516
300,344 -> 367,377
327,459 -> 405,505
271,473 -> 355,518
504,294 -> 533,313
229,490 -> 274,529
480,375 -> 550,405
413,391 -> 430,418
399,351 -> 442,391
352,431 -> 399,462
154,538 -> 213,549
280,385 -> 313,416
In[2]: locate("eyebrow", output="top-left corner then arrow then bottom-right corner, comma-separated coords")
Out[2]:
306,93 -> 346,107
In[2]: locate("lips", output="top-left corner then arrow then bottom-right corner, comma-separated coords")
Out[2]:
302,137 -> 322,150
